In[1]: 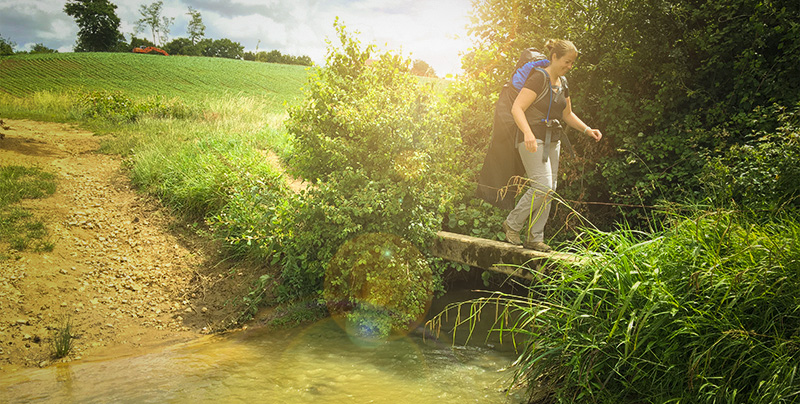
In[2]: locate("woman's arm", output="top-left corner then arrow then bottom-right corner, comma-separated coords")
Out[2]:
562,97 -> 602,142
511,88 -> 539,152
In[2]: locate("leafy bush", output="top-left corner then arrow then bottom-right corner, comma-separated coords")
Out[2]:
703,103 -> 800,211
277,20 -> 466,301
206,168 -> 290,260
275,168 -> 451,299
78,90 -> 135,121
324,233 -> 433,339
444,199 -> 507,241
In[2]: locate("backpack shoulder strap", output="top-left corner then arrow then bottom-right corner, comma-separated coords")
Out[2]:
533,67 -> 551,105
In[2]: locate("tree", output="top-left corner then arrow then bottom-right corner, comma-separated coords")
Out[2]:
129,36 -> 156,49
135,1 -> 174,46
411,59 -> 436,77
186,7 -> 205,45
63,0 -> 126,52
163,37 -> 202,56
295,55 -> 312,66
201,38 -> 243,59
0,35 -> 15,55
31,43 -> 58,54
254,50 -> 268,62
253,49 -> 313,66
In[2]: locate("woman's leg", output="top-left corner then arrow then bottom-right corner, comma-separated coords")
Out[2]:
526,142 -> 560,242
505,141 -> 560,242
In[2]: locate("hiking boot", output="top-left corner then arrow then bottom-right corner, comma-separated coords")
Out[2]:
502,221 -> 522,245
524,241 -> 553,252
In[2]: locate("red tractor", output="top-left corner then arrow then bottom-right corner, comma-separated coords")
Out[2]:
132,46 -> 169,56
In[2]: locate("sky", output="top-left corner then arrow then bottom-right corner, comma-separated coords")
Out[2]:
0,0 -> 475,77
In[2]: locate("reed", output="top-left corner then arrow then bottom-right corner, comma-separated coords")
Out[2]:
51,316 -> 74,359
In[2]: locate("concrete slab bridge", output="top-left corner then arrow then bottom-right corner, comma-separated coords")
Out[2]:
430,231 -> 582,280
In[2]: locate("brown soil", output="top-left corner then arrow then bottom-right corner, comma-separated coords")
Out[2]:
0,119 -> 270,374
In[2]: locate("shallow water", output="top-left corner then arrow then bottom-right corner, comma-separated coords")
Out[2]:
0,293 -> 526,403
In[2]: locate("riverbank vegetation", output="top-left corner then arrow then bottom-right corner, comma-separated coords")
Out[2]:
435,207 -> 800,402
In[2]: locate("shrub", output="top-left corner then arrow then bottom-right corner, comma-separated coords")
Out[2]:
205,167 -> 290,260
278,20 -> 466,301
324,233 -> 433,339
703,103 -> 800,211
443,198 -> 508,241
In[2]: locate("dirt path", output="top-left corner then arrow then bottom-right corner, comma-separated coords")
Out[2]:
0,119 -> 264,374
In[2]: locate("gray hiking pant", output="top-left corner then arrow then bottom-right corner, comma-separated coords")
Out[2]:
505,140 -> 560,242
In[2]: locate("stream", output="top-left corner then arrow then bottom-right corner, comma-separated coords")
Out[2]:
0,290 -> 528,403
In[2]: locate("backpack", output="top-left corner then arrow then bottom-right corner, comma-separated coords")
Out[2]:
510,48 -> 550,91
508,47 -> 570,117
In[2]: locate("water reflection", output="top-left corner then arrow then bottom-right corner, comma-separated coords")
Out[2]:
0,314 -> 524,403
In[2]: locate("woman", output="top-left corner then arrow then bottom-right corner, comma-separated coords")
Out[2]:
489,39 -> 602,252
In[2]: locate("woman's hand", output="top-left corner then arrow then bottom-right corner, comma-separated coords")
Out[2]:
524,134 -> 538,153
585,128 -> 602,142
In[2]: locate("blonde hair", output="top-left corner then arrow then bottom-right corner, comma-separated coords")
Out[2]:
544,39 -> 578,60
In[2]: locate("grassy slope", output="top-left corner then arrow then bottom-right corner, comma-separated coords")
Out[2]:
0,52 -> 309,105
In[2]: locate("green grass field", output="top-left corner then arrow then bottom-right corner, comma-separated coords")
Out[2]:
0,52 -> 309,104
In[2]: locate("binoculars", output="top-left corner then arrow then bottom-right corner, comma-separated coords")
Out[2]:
541,118 -> 562,129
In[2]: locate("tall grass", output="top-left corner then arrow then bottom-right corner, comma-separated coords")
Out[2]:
96,95 -> 291,156
0,92 -> 78,122
129,128 -> 289,219
51,316 -> 74,359
431,208 -> 800,403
